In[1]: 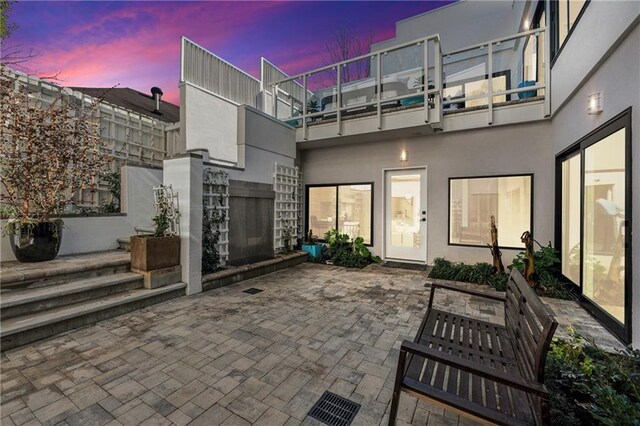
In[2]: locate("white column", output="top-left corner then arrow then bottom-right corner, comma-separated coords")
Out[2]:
163,154 -> 203,295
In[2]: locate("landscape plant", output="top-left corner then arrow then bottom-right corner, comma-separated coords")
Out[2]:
323,228 -> 381,268
545,330 -> 640,425
0,76 -> 110,226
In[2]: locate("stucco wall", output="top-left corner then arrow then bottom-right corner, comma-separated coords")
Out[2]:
550,1 -> 640,114
181,82 -> 239,165
300,119 -> 554,266
372,0 -> 527,53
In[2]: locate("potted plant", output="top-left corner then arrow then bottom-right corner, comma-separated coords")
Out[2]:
0,77 -> 110,262
130,185 -> 180,272
301,229 -> 323,259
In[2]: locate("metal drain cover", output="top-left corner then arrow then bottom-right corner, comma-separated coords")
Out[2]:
307,391 -> 360,426
242,288 -> 263,294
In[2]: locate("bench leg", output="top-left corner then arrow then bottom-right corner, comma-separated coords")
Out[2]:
388,348 -> 407,426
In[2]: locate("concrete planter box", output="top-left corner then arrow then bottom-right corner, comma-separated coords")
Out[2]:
130,235 -> 180,272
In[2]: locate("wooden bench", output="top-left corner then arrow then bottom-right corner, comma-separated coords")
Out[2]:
388,270 -> 558,426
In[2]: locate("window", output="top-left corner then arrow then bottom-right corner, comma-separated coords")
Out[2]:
307,183 -> 373,244
550,0 -> 589,60
556,109 -> 632,343
449,175 -> 533,248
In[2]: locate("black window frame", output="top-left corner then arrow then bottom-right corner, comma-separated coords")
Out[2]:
448,173 -> 535,250
555,107 -> 632,344
547,0 -> 590,66
305,182 -> 374,246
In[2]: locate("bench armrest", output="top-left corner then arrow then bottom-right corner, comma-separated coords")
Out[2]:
427,281 -> 505,309
400,340 -> 548,397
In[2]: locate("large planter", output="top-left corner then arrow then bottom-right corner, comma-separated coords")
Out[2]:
301,243 -> 323,259
8,220 -> 63,262
130,235 -> 180,272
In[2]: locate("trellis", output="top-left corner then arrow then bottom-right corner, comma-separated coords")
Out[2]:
2,68 -> 169,209
273,163 -> 301,252
152,185 -> 180,236
202,168 -> 229,270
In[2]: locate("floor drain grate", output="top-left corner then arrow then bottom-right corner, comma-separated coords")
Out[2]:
307,391 -> 360,426
242,288 -> 263,294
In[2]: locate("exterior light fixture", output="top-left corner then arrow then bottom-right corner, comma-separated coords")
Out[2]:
587,92 -> 603,115
400,150 -> 408,162
524,19 -> 530,30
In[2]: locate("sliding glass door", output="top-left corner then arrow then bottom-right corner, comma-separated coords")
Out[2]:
583,128 -> 627,325
556,109 -> 632,343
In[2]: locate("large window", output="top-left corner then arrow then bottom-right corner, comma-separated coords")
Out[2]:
307,183 -> 373,244
556,109 -> 631,343
449,175 -> 533,248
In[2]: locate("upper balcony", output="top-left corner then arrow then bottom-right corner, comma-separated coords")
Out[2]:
266,28 -> 550,144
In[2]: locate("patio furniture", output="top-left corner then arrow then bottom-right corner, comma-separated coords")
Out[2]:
388,270 -> 558,426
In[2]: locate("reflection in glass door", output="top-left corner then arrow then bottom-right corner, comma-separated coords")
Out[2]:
583,128 -> 627,324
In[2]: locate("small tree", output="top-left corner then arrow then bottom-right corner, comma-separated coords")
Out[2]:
0,75 -> 111,225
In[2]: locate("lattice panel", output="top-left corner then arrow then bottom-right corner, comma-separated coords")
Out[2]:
274,163 -> 301,252
203,167 -> 229,267
3,68 -> 168,210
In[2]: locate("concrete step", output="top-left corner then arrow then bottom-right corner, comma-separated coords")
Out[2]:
1,273 -> 144,319
117,238 -> 131,252
0,251 -> 131,290
0,282 -> 186,351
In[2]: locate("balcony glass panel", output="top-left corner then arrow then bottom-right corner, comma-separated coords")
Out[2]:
443,45 -> 488,110
381,43 -> 424,104
339,56 -> 377,109
307,68 -> 338,114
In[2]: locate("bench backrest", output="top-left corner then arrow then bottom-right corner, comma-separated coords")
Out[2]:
504,269 -> 558,383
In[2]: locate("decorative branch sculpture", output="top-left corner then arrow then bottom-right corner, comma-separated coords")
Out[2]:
487,215 -> 505,274
520,231 -> 536,287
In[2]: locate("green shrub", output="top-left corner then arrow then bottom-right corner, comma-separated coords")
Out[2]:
430,258 -> 506,290
322,229 -> 381,269
546,332 -> 640,425
511,243 -> 573,299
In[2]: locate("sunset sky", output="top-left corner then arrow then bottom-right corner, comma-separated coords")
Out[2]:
7,1 -> 452,104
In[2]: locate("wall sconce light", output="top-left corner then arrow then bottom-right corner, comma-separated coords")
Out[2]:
587,92 -> 603,115
400,149 -> 408,162
523,19 -> 530,30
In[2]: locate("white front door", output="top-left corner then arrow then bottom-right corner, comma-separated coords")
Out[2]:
384,168 -> 427,263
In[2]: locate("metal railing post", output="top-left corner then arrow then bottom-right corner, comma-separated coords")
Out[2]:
543,24 -> 551,117
336,66 -> 342,136
434,36 -> 443,127
487,42 -> 493,125
303,75 -> 308,140
376,53 -> 382,130
424,40 -> 429,124
272,83 -> 278,118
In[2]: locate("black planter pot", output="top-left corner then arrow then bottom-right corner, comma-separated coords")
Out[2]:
8,220 -> 63,262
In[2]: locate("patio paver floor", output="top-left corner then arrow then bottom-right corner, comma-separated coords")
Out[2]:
1,262 -> 623,426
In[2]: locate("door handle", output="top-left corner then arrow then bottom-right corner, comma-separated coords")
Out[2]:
421,218 -> 426,222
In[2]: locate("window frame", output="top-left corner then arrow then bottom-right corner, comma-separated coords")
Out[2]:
549,0 -> 590,66
447,173 -> 535,250
305,182 -> 374,246
554,107 -> 632,343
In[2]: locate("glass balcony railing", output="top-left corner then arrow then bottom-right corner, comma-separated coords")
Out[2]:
268,27 -> 548,137
443,27 -> 547,117
269,34 -> 443,136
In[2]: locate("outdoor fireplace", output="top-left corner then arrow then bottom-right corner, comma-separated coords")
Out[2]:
227,180 -> 274,265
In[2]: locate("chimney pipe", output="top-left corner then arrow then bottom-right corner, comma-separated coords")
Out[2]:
151,87 -> 163,114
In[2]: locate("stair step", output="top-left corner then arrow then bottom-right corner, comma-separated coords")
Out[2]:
117,238 -> 131,252
0,251 -> 131,290
1,283 -> 186,351
1,273 -> 144,319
